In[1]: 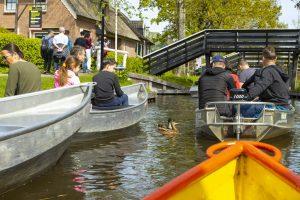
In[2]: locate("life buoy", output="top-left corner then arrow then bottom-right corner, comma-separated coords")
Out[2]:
206,141 -> 282,162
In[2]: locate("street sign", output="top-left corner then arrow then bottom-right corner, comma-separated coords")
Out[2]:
29,7 -> 42,28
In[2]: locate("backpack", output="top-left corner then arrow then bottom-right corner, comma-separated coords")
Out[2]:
41,36 -> 50,51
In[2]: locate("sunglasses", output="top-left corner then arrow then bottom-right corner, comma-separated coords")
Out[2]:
1,55 -> 11,62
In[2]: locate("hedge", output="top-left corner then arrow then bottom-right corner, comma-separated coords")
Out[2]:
0,32 -> 43,69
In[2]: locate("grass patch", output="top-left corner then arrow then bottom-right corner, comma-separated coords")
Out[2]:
160,72 -> 198,87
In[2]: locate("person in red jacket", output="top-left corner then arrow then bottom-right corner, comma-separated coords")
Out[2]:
226,64 -> 241,99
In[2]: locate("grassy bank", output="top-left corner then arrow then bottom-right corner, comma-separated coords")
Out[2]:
159,72 -> 198,87
0,74 -> 133,97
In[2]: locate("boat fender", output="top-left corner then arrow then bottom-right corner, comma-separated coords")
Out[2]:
206,141 -> 282,162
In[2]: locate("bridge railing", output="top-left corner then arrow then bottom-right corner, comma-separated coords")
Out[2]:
144,29 -> 300,75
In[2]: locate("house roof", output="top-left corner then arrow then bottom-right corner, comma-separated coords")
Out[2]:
65,0 -> 140,41
105,8 -> 140,41
118,13 -> 153,44
66,0 -> 99,21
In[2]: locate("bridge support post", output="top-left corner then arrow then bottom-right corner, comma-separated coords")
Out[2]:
205,53 -> 211,67
291,52 -> 299,91
148,82 -> 153,91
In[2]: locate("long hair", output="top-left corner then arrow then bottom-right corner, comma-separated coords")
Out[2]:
1,43 -> 24,59
58,56 -> 80,86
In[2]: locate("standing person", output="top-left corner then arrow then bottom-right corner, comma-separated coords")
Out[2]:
238,59 -> 256,88
74,31 -> 87,73
103,36 -> 110,57
65,30 -> 73,53
74,31 -> 87,48
84,32 -> 93,73
0,43 -> 41,96
41,30 -> 55,74
92,59 -> 128,107
54,56 -> 81,88
198,55 -> 236,116
53,27 -> 69,70
241,47 -> 290,117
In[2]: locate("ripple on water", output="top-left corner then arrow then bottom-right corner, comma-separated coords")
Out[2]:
1,96 -> 299,200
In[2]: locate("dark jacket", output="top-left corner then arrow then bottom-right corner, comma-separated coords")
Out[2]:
74,37 -> 87,48
198,67 -> 236,116
243,65 -> 290,105
92,71 -> 124,105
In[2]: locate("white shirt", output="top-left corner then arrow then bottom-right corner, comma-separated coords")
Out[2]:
53,33 -> 69,46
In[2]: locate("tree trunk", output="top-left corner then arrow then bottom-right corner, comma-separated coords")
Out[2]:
176,0 -> 186,75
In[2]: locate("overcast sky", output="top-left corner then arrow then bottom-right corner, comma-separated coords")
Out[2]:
127,0 -> 299,33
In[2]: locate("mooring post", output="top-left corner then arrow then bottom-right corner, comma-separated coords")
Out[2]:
205,53 -> 211,68
291,52 -> 299,91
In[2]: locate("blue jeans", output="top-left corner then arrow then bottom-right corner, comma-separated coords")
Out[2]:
97,94 -> 129,107
82,58 -> 88,73
241,104 -> 289,118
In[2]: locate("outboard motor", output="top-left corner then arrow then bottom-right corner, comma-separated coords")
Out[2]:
229,88 -> 248,140
230,88 -> 248,101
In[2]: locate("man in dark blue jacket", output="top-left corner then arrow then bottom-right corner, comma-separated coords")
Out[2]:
92,59 -> 128,107
198,55 -> 236,116
242,47 -> 290,117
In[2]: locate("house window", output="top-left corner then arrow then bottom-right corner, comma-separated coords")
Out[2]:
136,43 -> 143,57
4,0 -> 17,13
34,0 -> 47,12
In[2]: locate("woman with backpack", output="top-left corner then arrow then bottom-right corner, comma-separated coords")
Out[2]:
41,30 -> 55,74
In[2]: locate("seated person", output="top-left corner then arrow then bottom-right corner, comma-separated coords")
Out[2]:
54,56 -> 81,88
241,47 -> 290,117
238,59 -> 256,88
226,64 -> 241,99
1,43 -> 41,96
92,59 -> 128,107
198,55 -> 236,116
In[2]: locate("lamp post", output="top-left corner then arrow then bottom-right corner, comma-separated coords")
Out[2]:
100,0 -> 105,70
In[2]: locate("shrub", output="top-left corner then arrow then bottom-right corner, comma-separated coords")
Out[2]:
0,32 -> 43,69
0,27 -> 10,33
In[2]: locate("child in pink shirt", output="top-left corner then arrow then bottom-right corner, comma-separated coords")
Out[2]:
54,56 -> 81,88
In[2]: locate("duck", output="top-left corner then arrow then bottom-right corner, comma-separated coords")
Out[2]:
158,118 -> 179,136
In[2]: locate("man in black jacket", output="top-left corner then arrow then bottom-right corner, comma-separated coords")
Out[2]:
198,55 -> 236,116
92,59 -> 128,107
241,47 -> 290,117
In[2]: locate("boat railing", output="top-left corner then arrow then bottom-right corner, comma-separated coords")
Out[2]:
205,101 -> 280,140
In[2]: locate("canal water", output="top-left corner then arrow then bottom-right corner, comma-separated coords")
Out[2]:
2,96 -> 300,200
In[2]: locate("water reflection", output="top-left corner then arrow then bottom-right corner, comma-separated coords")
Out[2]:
1,96 -> 300,199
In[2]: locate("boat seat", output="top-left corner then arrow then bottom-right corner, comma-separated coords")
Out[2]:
92,105 -> 133,110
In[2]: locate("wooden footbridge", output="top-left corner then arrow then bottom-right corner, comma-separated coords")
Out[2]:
143,29 -> 300,89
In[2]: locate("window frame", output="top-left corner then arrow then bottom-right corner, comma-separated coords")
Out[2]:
4,0 -> 17,13
3,0 -> 47,13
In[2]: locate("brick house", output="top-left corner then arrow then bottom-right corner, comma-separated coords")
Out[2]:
0,0 -> 152,57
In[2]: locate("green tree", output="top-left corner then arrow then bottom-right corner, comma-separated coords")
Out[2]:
140,0 -> 286,42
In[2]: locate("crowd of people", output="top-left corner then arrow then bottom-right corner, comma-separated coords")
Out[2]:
0,40 -> 128,108
198,46 -> 290,118
40,27 -> 108,74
